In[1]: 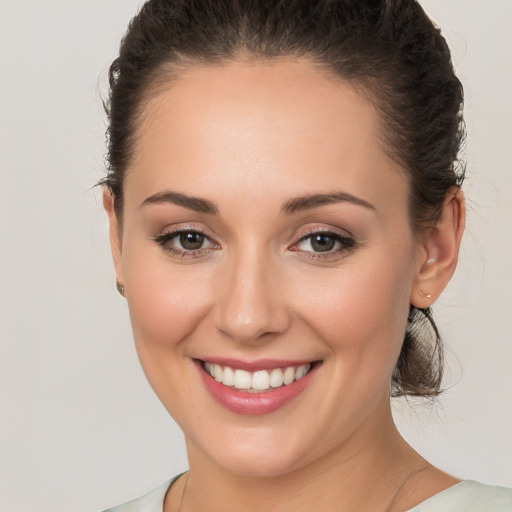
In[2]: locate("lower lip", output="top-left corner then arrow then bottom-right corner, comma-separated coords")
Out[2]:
196,361 -> 319,415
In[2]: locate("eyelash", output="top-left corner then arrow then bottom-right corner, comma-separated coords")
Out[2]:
153,229 -> 220,259
153,228 -> 356,260
290,229 -> 356,260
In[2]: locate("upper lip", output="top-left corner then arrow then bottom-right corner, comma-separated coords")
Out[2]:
196,357 -> 318,372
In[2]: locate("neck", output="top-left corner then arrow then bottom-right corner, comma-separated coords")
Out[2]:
170,405 -> 434,512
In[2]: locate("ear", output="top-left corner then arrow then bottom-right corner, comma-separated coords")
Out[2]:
411,188 -> 465,308
103,187 -> 124,288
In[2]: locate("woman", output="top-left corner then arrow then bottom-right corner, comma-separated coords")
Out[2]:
100,0 -> 512,510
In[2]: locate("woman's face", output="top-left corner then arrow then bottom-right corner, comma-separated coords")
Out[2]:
109,59 -> 425,476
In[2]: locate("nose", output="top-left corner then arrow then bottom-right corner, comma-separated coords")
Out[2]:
214,249 -> 291,344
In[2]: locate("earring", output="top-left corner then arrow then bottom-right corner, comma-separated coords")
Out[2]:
420,290 -> 432,299
116,280 -> 125,297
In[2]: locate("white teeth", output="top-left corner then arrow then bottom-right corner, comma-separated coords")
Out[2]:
204,362 -> 313,391
269,368 -> 284,388
283,366 -> 295,385
213,364 -> 223,382
295,364 -> 310,380
233,369 -> 252,390
223,366 -> 234,386
205,362 -> 215,378
252,370 -> 270,391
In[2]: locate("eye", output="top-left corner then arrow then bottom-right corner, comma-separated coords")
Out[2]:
291,229 -> 356,259
178,231 -> 206,250
153,229 -> 219,258
299,233 -> 340,253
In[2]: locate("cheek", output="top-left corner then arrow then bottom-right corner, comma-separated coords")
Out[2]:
293,254 -> 413,364
122,250 -> 216,422
122,246 -> 213,353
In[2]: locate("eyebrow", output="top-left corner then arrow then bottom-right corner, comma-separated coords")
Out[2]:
140,189 -> 375,215
140,191 -> 219,214
281,191 -> 375,215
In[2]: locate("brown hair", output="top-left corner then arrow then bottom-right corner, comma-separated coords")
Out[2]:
102,0 -> 465,397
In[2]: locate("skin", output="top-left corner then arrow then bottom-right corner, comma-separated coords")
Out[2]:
104,59 -> 465,511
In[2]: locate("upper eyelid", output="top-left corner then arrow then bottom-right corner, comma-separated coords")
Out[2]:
294,225 -> 354,241
157,230 -> 216,244
295,232 -> 355,248
155,225 -> 217,240
152,226 -> 218,248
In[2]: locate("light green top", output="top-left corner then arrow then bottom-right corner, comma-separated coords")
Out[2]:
102,478 -> 512,512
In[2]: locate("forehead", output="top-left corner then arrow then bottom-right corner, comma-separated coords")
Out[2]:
126,59 -> 407,216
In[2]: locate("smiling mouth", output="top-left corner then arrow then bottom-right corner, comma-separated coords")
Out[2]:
201,361 -> 317,393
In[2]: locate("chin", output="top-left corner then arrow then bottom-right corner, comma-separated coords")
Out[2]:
212,448 -> 306,478
187,423 -> 317,478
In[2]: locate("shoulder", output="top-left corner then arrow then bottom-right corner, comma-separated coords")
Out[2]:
409,480 -> 512,512
100,477 -> 176,512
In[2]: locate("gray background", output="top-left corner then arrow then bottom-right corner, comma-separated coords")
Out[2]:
0,1 -> 511,510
